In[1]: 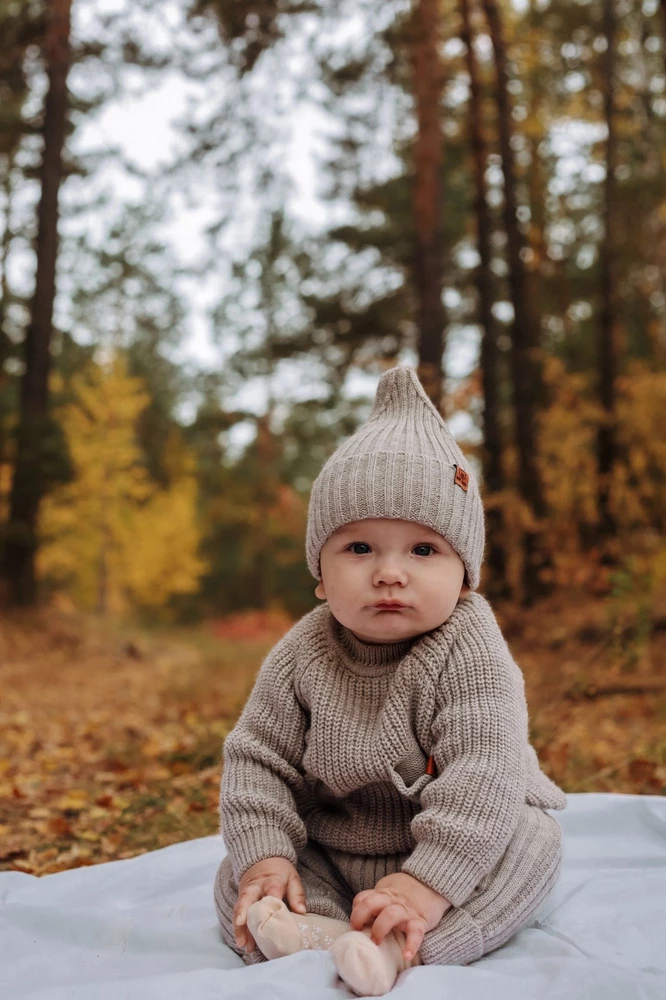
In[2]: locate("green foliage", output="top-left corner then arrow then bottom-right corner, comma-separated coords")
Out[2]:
13,412 -> 73,491
606,559 -> 653,675
0,1 -> 46,158
3,0 -> 666,618
188,0 -> 319,73
188,423 -> 316,618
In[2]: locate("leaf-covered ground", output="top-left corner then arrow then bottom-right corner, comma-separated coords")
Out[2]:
1,598 -> 664,876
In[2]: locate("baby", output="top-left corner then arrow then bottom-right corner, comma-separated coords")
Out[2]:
214,365 -> 566,996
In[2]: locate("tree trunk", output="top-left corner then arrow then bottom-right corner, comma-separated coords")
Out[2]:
411,0 -> 446,411
0,170 -> 12,380
481,0 -> 550,604
3,0 -> 72,605
459,0 -> 507,595
0,166 -> 14,461
96,466 -> 110,615
251,411 -> 279,609
597,0 -> 618,548
96,528 -> 109,615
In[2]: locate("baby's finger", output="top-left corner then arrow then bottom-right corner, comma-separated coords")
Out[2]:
402,920 -> 426,963
234,883 -> 262,929
235,922 -> 257,953
261,876 -> 287,902
286,873 -> 307,914
352,888 -> 375,906
369,902 -> 408,946
350,890 -> 390,930
351,889 -> 377,918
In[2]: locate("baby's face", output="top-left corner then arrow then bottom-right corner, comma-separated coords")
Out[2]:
314,518 -> 469,645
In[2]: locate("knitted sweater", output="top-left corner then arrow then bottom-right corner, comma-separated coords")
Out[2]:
220,593 -> 566,908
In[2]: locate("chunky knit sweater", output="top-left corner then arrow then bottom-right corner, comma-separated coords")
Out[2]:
220,593 -> 566,908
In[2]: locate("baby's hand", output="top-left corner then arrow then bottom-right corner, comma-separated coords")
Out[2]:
233,857 -> 307,952
350,872 -> 452,962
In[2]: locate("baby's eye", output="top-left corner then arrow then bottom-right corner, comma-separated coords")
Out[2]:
348,542 -> 371,554
413,544 -> 434,556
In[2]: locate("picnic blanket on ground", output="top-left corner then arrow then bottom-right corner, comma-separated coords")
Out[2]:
1,792 -> 664,999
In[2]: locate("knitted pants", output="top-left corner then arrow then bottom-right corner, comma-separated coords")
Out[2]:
214,803 -> 562,968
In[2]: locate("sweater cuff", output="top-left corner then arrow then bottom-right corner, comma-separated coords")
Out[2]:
401,842 -> 482,908
228,825 -> 298,883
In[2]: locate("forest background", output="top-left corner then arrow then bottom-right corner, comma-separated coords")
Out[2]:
1,0 -> 665,877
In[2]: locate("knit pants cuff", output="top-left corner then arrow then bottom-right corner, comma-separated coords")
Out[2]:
419,906 -> 485,967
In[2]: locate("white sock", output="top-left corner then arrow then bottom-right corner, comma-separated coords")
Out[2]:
329,927 -> 421,997
246,896 -> 350,960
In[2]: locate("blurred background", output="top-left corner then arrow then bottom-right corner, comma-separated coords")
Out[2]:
0,0 -> 664,876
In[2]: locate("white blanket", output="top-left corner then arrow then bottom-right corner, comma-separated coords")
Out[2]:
1,793 -> 664,999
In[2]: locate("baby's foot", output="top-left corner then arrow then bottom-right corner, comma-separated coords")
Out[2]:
246,897 -> 302,959
246,897 -> 349,960
329,928 -> 417,997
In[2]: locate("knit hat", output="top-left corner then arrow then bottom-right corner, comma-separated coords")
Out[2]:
305,365 -> 485,590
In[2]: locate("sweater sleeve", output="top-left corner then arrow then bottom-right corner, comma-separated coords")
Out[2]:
220,629 -> 309,883
401,610 -> 528,907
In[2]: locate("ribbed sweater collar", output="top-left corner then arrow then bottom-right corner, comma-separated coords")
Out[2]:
327,608 -> 418,674
321,595 -> 480,676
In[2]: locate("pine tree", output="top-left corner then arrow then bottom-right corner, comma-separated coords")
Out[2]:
3,0 -> 73,605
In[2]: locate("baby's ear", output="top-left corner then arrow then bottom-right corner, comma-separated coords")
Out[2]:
314,580 -> 326,600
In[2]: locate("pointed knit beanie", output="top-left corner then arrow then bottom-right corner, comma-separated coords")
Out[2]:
305,365 -> 485,590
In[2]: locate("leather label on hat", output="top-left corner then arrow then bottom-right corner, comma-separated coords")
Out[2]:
454,465 -> 469,492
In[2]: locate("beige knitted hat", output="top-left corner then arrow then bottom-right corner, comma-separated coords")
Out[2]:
305,365 -> 485,589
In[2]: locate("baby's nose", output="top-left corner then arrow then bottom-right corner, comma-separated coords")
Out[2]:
373,564 -> 408,585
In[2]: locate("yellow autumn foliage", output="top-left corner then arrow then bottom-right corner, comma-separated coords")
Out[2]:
537,355 -> 604,587
38,354 -> 206,616
538,357 -> 666,590
121,467 -> 204,608
479,357 -> 666,595
0,461 -> 11,525
613,364 -> 666,530
3,350 -> 665,613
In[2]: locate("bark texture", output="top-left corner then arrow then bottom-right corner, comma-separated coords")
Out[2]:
411,0 -> 446,411
4,0 -> 72,605
597,0 -> 618,548
482,0 -> 550,603
460,0 -> 507,595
